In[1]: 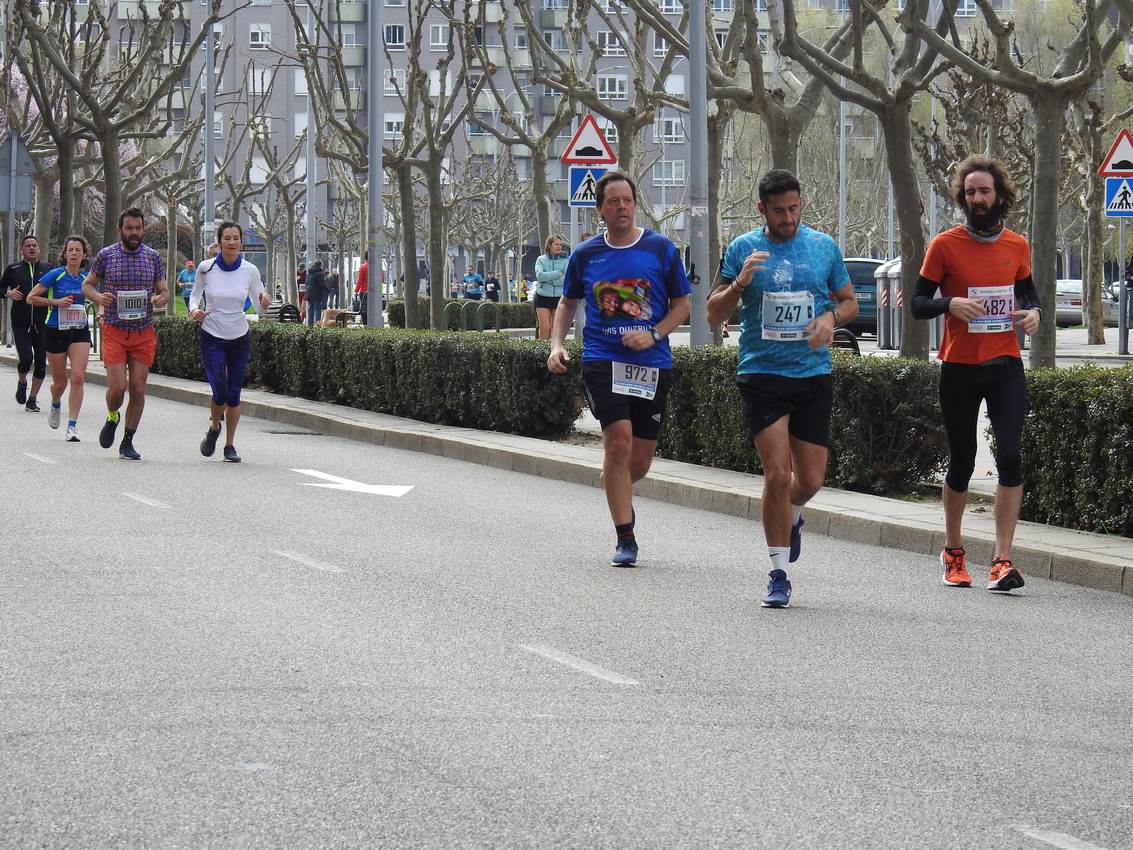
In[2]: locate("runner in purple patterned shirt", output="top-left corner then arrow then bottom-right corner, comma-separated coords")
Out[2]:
82,207 -> 168,460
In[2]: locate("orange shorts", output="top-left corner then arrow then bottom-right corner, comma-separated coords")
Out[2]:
100,323 -> 157,367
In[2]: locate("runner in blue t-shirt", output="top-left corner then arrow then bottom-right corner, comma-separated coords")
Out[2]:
26,236 -> 93,442
708,169 -> 858,608
548,171 -> 692,567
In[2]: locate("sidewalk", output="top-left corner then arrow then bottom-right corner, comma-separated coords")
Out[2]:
4,350 -> 1129,597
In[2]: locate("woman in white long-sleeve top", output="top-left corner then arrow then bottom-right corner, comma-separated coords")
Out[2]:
533,234 -> 569,340
188,221 -> 271,463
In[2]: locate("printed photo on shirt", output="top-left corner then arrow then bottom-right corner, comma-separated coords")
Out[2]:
593,278 -> 653,322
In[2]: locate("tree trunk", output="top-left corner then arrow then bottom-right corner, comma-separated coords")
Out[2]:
531,147 -> 552,250
99,129 -> 123,247
1083,112 -> 1106,345
614,117 -> 635,178
397,165 -> 422,329
1028,94 -> 1064,368
33,172 -> 54,252
56,141 -> 75,246
285,201 -> 299,304
165,203 -> 178,316
424,160 -> 446,329
879,104 -> 929,359
708,105 -> 732,344
765,106 -> 800,173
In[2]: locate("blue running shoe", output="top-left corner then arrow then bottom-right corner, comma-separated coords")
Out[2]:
611,538 -> 639,567
789,516 -> 805,563
761,569 -> 792,608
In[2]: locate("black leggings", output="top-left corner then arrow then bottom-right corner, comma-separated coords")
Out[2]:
939,357 -> 1027,492
13,321 -> 47,380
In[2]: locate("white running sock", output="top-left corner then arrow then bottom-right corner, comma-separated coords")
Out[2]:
769,547 -> 790,572
791,505 -> 804,526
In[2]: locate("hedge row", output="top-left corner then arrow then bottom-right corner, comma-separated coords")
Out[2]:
1020,365 -> 1133,537
152,317 -> 582,439
387,298 -> 536,330
660,347 -> 947,495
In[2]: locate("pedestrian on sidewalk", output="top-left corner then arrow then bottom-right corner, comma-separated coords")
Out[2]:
547,171 -> 692,567
707,169 -> 858,608
1,235 -> 51,412
82,207 -> 169,461
912,154 -> 1041,592
534,236 -> 568,339
27,235 -> 92,442
305,260 -> 326,326
189,221 -> 271,464
355,252 -> 369,324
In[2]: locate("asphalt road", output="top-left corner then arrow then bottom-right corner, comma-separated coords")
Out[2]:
1,381 -> 1131,850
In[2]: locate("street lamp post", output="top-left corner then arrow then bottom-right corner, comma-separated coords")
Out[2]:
366,0 -> 386,326
688,0 -> 710,346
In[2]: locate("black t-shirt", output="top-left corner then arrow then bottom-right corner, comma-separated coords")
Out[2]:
1,260 -> 51,326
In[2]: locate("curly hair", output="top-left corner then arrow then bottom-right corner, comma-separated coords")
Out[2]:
951,154 -> 1017,214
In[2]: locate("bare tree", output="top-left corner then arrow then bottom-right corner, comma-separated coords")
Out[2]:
902,0 -> 1124,367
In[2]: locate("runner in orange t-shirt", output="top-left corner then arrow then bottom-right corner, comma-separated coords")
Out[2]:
913,155 -> 1042,593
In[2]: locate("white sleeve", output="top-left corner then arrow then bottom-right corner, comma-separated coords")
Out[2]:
188,265 -> 206,312
247,265 -> 266,312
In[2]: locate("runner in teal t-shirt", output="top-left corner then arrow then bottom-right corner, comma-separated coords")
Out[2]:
708,169 -> 858,609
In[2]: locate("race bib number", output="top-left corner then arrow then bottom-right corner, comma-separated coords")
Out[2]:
58,305 -> 87,330
612,361 -> 659,400
762,290 -> 815,341
968,285 -> 1014,333
116,290 -> 149,320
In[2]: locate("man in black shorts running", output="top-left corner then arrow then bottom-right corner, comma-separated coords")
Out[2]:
547,171 -> 691,566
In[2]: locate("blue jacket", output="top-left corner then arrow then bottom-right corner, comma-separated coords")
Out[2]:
534,253 -> 568,298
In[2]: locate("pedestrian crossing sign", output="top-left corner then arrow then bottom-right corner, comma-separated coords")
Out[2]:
1104,177 -> 1133,217
569,166 -> 608,207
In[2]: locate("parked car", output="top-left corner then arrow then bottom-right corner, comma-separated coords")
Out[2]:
843,257 -> 885,336
1055,279 -> 1120,326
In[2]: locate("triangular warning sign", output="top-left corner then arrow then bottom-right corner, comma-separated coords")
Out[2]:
1098,128 -> 1133,177
1106,179 -> 1133,213
561,114 -> 617,165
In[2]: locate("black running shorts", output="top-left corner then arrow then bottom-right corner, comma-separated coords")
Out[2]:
44,326 -> 92,355
534,294 -> 561,312
737,372 -> 834,447
581,360 -> 673,440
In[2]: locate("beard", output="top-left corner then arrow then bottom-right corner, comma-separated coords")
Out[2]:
963,200 -> 1004,232
122,235 -> 141,250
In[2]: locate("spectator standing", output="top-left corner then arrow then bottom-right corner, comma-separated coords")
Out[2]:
305,260 -> 326,326
355,252 -> 369,324
534,235 -> 568,339
326,270 -> 340,309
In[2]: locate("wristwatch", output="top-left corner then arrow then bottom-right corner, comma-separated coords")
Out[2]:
649,327 -> 663,344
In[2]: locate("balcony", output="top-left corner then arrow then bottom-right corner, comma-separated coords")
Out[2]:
510,143 -> 531,158
540,10 -> 567,28
164,89 -> 190,110
334,90 -> 362,111
548,138 -> 571,158
468,136 -> 497,156
340,46 -> 365,67
539,94 -> 563,114
480,3 -> 504,24
118,1 -> 185,18
549,180 -> 569,201
474,90 -> 499,111
330,2 -> 366,23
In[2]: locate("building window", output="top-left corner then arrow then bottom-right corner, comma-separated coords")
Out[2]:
713,0 -> 735,11
657,0 -> 681,14
599,0 -> 623,11
955,0 -> 977,14
602,122 -> 618,147
249,65 -> 272,97
757,29 -> 770,55
385,68 -> 406,96
714,29 -> 728,50
294,113 -> 308,138
653,159 -> 686,187
429,24 -> 448,51
664,73 -> 685,96
543,30 -> 567,51
514,30 -> 528,49
384,114 -> 405,139
468,118 -> 487,137
385,24 -> 406,51
339,24 -> 357,48
386,0 -> 406,6
654,115 -> 684,144
597,31 -> 625,57
294,68 -> 308,96
544,0 -> 568,9
597,74 -> 627,101
249,23 -> 270,50
654,32 -> 670,57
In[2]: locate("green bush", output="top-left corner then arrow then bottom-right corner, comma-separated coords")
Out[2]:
387,298 -> 536,330
1020,365 -> 1133,537
152,316 -> 581,438
658,349 -> 948,495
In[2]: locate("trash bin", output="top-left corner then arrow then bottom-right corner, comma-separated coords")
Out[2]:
875,259 -> 895,350
887,259 -> 904,350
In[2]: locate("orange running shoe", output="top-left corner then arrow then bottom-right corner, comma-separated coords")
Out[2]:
941,547 -> 972,587
987,556 -> 1025,592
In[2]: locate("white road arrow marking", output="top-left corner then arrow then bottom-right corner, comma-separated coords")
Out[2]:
122,493 -> 170,508
1014,825 -> 1111,850
290,468 -> 413,497
272,550 -> 343,574
23,452 -> 56,465
519,644 -> 639,686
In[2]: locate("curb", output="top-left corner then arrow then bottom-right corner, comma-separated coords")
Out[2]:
3,351 -> 1129,597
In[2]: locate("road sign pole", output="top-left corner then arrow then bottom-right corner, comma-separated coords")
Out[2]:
6,134 -> 17,265
1120,219 -> 1128,356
